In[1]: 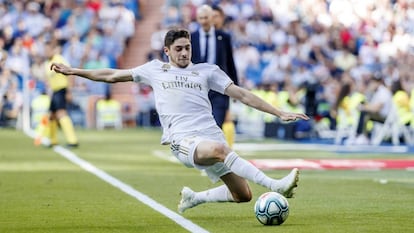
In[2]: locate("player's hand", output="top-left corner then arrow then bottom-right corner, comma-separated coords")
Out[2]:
279,111 -> 310,122
50,63 -> 73,75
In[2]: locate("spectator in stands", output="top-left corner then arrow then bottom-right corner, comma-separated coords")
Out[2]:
358,35 -> 378,71
0,91 -> 15,127
0,67 -> 22,127
162,5 -> 181,27
245,14 -> 270,49
0,37 -> 7,69
5,37 -> 30,80
112,2 -> 136,46
391,78 -> 413,128
62,34 -> 85,68
124,0 -> 142,20
333,47 -> 358,72
233,42 -> 260,86
149,23 -> 168,61
0,79 -> 22,128
331,76 -> 365,143
23,2 -> 51,39
409,79 -> 414,126
54,13 -> 87,42
353,73 -> 393,145
100,26 -> 124,67
211,4 -> 226,30
1,2 -> 25,37
30,54 -> 47,93
86,0 -> 102,14
0,68 -> 16,97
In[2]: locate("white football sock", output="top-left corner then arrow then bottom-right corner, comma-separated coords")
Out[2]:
193,184 -> 234,204
223,151 -> 274,189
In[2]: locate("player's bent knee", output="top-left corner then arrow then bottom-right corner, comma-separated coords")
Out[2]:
231,185 -> 252,203
233,191 -> 252,203
211,143 -> 231,160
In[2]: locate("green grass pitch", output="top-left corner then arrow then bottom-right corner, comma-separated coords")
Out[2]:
0,128 -> 413,233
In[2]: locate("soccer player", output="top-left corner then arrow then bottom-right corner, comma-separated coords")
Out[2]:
50,29 -> 309,213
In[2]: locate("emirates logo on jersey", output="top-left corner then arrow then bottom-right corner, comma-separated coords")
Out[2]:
161,80 -> 202,91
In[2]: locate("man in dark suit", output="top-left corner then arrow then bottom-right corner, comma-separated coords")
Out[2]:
211,4 -> 227,30
191,4 -> 238,147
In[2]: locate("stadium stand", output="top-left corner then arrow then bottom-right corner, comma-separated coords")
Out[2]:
1,0 -> 414,146
0,0 -> 140,129
152,0 -> 414,144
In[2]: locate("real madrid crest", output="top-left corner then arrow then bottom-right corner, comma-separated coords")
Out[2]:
162,63 -> 171,72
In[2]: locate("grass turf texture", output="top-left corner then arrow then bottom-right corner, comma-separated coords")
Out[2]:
0,128 -> 413,233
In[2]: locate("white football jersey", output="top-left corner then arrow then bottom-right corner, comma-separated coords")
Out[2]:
128,59 -> 233,144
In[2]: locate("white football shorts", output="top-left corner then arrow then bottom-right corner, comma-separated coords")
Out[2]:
170,133 -> 231,183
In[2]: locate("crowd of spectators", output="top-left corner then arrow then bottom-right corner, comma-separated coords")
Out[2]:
2,0 -> 414,145
150,0 -> 414,143
0,0 -> 139,128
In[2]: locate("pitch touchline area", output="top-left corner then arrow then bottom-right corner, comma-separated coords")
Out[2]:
24,128 -> 208,232
53,146 -> 209,233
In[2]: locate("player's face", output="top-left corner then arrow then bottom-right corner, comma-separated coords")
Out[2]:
165,38 -> 191,68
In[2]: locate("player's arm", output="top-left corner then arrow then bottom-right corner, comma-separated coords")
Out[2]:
224,83 -> 309,122
50,63 -> 133,83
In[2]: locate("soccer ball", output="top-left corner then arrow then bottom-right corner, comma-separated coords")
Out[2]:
254,192 -> 289,225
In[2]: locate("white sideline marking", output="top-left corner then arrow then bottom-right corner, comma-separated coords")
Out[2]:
54,146 -> 209,233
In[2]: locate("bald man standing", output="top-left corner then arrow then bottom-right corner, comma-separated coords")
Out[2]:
191,5 -> 238,147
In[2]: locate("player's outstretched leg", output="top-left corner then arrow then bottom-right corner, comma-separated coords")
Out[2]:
223,151 -> 299,198
271,168 -> 299,198
178,187 -> 198,214
178,185 -> 234,213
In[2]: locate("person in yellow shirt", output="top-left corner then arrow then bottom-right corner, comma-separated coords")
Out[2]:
407,79 -> 414,126
391,78 -> 414,127
44,41 -> 78,147
333,82 -> 365,129
96,91 -> 122,130
331,76 -> 366,144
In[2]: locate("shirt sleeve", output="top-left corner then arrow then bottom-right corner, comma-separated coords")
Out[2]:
128,60 -> 157,84
208,65 -> 233,94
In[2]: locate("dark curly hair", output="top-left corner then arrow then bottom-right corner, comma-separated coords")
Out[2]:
164,28 -> 191,48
